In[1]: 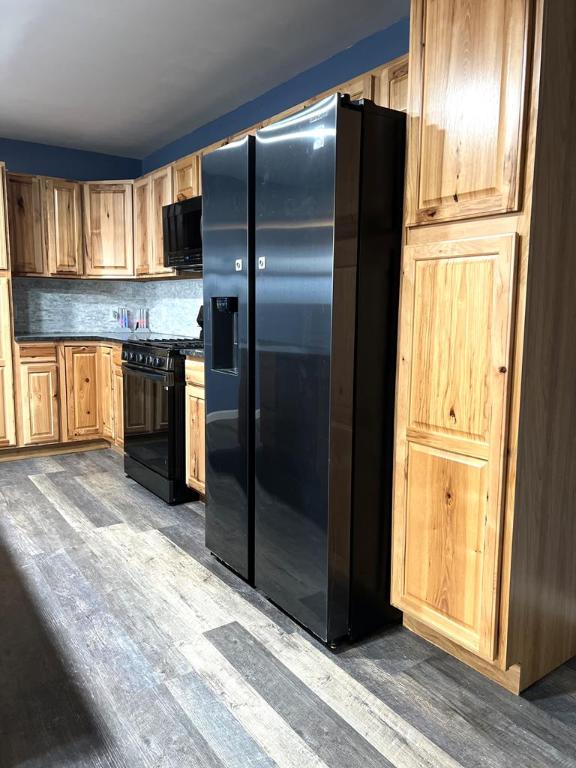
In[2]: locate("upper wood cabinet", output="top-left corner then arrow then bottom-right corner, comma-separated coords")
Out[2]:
43,179 -> 83,276
0,165 -> 9,271
133,167 -> 173,276
64,345 -> 100,439
377,56 -> 409,112
392,234 -> 517,660
173,154 -> 201,201
406,0 -> 531,225
83,182 -> 133,277
150,166 -> 173,275
133,176 -> 151,276
19,361 -> 60,445
7,174 -> 44,275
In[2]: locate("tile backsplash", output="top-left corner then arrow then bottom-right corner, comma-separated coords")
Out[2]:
12,277 -> 204,337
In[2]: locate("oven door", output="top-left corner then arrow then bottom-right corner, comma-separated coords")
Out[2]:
123,364 -> 174,478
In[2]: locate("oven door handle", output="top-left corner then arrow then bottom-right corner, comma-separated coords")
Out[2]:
122,363 -> 174,386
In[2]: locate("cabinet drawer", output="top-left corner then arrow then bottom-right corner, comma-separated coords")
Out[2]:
18,343 -> 57,362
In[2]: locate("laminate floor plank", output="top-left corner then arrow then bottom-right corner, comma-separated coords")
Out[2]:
0,448 -> 575,768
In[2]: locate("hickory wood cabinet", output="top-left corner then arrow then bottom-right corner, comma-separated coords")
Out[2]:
16,345 -> 60,445
134,166 -> 175,276
394,0 -> 576,693
99,345 -> 114,439
13,341 -> 124,449
6,174 -> 133,278
0,277 -> 16,447
0,165 -> 16,448
404,0 -> 530,225
6,174 -> 44,275
83,182 -> 134,277
185,358 -> 205,494
44,178 -> 83,276
63,345 -> 100,438
173,153 -> 201,200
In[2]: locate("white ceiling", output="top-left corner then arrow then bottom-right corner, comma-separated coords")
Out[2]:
0,0 -> 409,158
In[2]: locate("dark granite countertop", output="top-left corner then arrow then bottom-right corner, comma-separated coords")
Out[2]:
16,332 -> 139,343
14,332 -> 205,359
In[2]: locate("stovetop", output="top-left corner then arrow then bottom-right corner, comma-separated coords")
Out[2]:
122,337 -> 204,371
127,338 -> 203,350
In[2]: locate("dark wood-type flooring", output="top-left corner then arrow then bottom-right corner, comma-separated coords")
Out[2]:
0,449 -> 575,767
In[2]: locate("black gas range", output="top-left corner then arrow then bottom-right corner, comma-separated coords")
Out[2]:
121,337 -> 203,504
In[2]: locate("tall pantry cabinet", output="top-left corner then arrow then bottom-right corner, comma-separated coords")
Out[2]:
393,0 -> 576,692
0,163 -> 16,447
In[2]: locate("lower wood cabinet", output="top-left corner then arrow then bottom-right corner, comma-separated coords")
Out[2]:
185,359 -> 205,494
392,234 -> 517,661
112,362 -> 124,448
64,345 -> 100,439
0,276 -> 16,447
98,346 -> 114,439
19,361 -> 59,445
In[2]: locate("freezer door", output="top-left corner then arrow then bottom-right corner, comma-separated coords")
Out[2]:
254,94 -> 360,641
202,137 -> 254,580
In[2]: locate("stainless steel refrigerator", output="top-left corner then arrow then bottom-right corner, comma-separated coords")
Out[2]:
203,93 -> 405,643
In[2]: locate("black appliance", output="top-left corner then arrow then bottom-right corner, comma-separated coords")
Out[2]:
122,337 -> 203,504
197,304 -> 204,341
202,94 -> 405,644
162,196 -> 202,270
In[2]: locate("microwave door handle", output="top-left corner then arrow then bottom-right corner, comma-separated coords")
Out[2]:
176,208 -> 184,254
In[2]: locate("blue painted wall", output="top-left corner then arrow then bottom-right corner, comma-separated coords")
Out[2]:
142,16 -> 409,173
0,136 -> 141,180
0,16 -> 408,180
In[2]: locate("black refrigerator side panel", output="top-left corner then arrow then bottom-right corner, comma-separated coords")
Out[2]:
254,96 -> 341,642
349,104 -> 406,639
202,137 -> 254,581
326,103 -> 362,641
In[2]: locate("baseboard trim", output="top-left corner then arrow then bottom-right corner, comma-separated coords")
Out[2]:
0,439 -> 112,463
403,614 -> 522,694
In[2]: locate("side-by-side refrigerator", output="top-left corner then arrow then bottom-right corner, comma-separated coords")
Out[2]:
203,93 -> 405,643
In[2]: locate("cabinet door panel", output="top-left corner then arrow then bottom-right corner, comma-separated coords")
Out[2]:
378,57 -> 409,112
393,235 -> 517,659
99,347 -> 113,438
44,179 -> 83,275
7,174 -> 44,274
0,277 -> 16,446
0,166 -> 8,271
150,167 -> 173,274
186,389 -> 205,493
65,346 -> 100,438
113,367 -> 124,447
407,0 -> 530,224
83,183 -> 133,276
173,155 -> 200,201
20,363 -> 59,445
134,176 -> 151,276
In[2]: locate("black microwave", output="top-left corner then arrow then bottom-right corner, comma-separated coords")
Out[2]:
162,195 -> 202,270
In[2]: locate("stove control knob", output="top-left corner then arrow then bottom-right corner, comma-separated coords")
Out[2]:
155,357 -> 162,367
137,353 -> 144,362
128,351 -> 135,361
